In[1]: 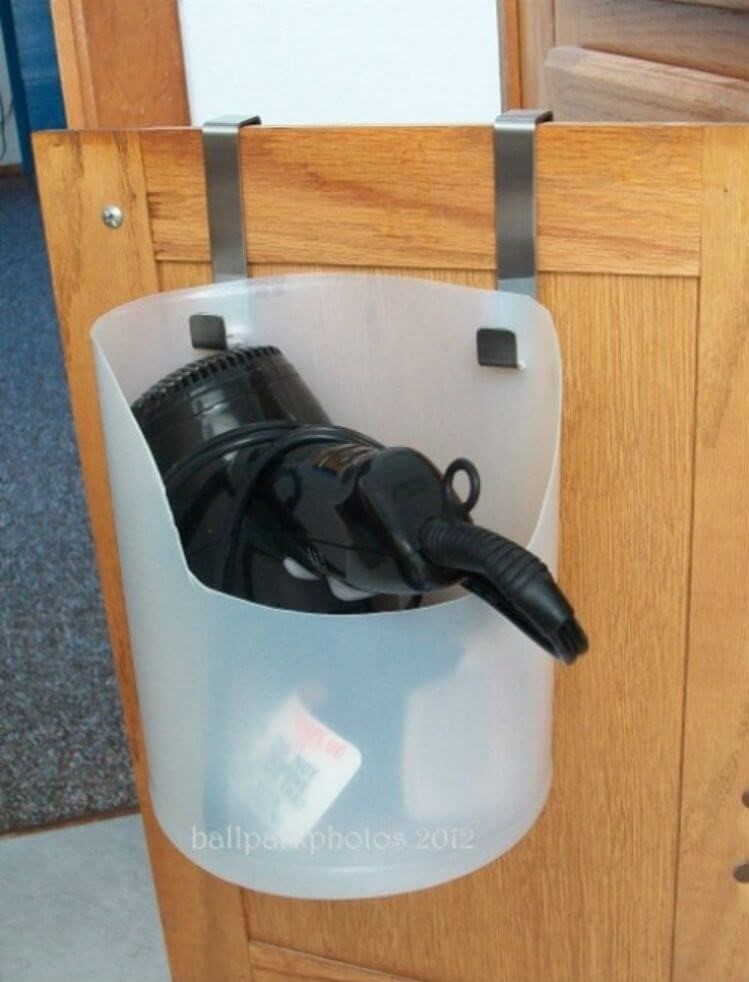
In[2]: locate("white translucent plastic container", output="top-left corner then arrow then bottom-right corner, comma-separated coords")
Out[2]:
92,273 -> 561,899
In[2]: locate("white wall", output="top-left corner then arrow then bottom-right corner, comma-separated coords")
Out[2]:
0,29 -> 21,166
178,0 -> 501,125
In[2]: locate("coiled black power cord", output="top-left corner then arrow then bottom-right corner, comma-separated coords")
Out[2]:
216,425 -> 382,592
162,421 -> 383,593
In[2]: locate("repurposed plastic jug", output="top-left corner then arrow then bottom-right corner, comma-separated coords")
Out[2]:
93,273 -> 561,899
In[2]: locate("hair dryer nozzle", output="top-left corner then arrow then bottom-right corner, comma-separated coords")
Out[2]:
419,517 -> 588,663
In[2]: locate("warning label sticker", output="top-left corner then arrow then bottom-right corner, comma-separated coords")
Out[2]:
246,695 -> 362,846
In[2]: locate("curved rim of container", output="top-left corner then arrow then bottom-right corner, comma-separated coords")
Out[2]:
149,770 -> 552,899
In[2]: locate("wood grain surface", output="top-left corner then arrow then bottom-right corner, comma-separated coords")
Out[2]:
516,0 -> 556,105
141,127 -> 496,269
536,124 -> 702,275
49,0 -> 189,128
139,124 -> 703,277
555,0 -> 749,82
249,942 -> 424,982
546,46 -> 749,122
32,130 -> 252,982
672,125 -> 749,982
660,0 -> 749,8
155,262 -> 496,293
498,0 -> 523,108
49,0 -> 92,129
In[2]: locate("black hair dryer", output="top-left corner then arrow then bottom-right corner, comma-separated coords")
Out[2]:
133,346 -> 588,663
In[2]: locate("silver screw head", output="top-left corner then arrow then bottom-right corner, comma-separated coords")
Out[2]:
101,204 -> 124,229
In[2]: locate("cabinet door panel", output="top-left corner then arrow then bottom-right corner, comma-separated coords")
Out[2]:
672,124 -> 749,982
243,273 -> 698,982
35,123 -> 707,982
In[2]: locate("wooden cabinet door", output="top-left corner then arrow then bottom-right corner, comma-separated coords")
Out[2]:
504,0 -> 749,120
34,121 -> 749,982
50,0 -> 189,127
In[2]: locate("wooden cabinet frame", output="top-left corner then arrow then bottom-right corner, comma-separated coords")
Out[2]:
50,0 -> 189,127
33,122 -> 749,982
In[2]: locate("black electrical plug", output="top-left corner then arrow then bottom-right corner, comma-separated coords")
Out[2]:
281,444 -> 588,662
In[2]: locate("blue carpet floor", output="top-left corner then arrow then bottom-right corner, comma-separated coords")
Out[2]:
0,176 -> 136,831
